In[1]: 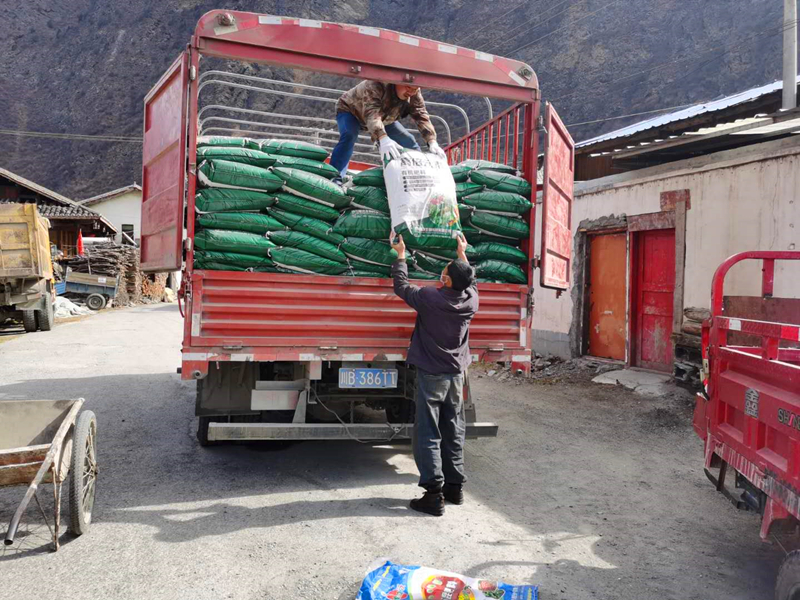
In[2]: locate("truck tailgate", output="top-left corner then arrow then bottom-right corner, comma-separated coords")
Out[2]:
187,270 -> 529,361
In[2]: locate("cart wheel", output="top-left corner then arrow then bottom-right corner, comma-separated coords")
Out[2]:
85,294 -> 106,311
37,297 -> 55,331
22,310 -> 37,332
776,550 -> 800,600
68,411 -> 98,536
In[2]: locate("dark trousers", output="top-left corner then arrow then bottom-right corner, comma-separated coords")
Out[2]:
413,369 -> 467,492
329,112 -> 421,176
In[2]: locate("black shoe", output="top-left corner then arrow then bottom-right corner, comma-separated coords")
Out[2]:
331,176 -> 345,187
410,491 -> 445,516
443,483 -> 464,505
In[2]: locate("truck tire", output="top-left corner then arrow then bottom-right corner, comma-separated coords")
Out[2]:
22,310 -> 37,332
197,416 -> 219,447
776,550 -> 800,600
86,294 -> 106,311
37,297 -> 55,331
385,399 -> 415,424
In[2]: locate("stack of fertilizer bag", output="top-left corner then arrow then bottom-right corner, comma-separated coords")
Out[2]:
381,150 -> 532,285
450,158 -> 533,284
192,135 -> 432,280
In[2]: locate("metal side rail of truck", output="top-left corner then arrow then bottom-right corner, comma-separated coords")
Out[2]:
139,10 -> 575,445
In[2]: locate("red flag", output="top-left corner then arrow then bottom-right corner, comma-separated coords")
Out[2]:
77,230 -> 85,256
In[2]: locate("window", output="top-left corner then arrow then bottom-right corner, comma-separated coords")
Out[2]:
121,224 -> 135,245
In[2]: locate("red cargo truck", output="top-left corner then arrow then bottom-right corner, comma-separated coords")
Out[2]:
140,10 -> 574,445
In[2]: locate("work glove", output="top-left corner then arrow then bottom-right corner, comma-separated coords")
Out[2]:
428,141 -> 446,160
379,136 -> 403,166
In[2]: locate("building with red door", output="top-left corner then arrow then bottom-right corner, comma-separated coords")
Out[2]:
532,77 -> 800,384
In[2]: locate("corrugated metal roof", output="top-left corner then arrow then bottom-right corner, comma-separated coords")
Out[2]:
576,76 -> 800,149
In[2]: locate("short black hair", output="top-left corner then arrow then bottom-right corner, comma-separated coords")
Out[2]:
447,259 -> 475,292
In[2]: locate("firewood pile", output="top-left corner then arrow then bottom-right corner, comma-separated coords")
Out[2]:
142,273 -> 169,301
61,242 -> 162,306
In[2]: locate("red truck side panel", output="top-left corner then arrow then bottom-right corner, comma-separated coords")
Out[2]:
140,52 -> 189,273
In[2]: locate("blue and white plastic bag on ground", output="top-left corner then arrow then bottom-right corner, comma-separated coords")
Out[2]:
383,151 -> 461,246
357,559 -> 537,600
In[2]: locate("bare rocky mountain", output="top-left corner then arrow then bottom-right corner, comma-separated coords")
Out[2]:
0,0 -> 789,198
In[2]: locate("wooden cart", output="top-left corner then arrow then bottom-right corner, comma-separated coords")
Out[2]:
0,399 -> 97,551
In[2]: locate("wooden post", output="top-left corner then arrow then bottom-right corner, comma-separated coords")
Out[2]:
673,200 -> 687,335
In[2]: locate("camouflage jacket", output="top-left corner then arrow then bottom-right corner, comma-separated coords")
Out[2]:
336,81 -> 437,144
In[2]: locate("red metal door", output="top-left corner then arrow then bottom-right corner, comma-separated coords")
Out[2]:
540,103 -> 575,291
140,52 -> 189,272
588,233 -> 627,360
632,229 -> 675,371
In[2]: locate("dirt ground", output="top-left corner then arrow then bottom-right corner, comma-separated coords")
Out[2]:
0,305 -> 785,599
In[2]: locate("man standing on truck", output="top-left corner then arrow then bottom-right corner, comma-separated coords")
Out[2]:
330,81 -> 446,183
390,233 -> 477,516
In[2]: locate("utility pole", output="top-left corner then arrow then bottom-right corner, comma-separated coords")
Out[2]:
784,0 -> 798,109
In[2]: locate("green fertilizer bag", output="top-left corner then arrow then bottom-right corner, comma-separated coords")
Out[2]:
272,167 -> 351,209
194,250 -> 275,269
347,186 -> 390,214
271,192 -> 341,222
195,189 -> 277,213
197,160 -> 284,193
268,209 -> 344,245
462,225 -> 517,246
384,150 -> 461,248
461,191 -> 532,216
340,238 -> 398,267
267,230 -> 347,264
456,181 -> 485,199
194,229 -> 276,256
352,167 -> 386,188
458,204 -> 475,225
269,247 -> 347,275
475,259 -> 527,284
459,159 -> 518,175
469,211 -> 530,240
197,136 -> 250,148
273,155 -> 339,179
347,269 -> 387,279
333,210 -> 392,240
193,260 -> 249,272
449,165 -> 472,183
469,169 -> 532,197
196,146 -> 277,169
254,139 -> 329,162
413,251 -> 449,274
471,242 -> 528,265
196,212 -> 286,235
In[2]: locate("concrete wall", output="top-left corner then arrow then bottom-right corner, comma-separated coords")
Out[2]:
531,136 -> 800,358
88,190 -> 142,245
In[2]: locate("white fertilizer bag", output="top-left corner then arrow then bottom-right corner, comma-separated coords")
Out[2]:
383,151 -> 461,249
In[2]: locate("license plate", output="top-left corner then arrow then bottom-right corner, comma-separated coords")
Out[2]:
338,368 -> 398,389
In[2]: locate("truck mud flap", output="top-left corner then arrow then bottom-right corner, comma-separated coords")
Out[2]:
206,422 -> 499,442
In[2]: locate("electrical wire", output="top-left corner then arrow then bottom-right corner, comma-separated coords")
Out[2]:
0,129 -> 142,143
311,386 -> 405,444
454,2 -> 528,45
564,103 -> 697,127
552,14 -> 794,103
477,0 -> 574,54
506,0 -> 621,56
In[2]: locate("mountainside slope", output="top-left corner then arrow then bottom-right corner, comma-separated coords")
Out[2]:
0,0 -> 788,198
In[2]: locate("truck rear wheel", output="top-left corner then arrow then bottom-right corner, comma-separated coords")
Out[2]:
22,310 -> 37,332
37,297 -> 54,331
776,550 -> 800,600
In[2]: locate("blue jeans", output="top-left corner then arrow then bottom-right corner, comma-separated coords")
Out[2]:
330,112 -> 421,176
413,369 -> 467,492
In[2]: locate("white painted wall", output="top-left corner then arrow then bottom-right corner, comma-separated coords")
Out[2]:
532,136 -> 800,352
87,190 -> 142,245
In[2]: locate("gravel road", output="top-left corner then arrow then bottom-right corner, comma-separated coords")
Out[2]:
0,304 -> 781,599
